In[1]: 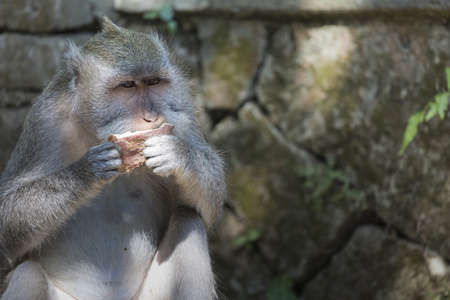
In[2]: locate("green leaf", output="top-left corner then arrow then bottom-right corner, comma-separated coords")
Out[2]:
246,229 -> 262,243
143,11 -> 160,20
425,102 -> 438,122
446,67 -> 450,91
398,110 -> 425,155
266,276 -> 297,300
435,92 -> 449,120
232,229 -> 262,249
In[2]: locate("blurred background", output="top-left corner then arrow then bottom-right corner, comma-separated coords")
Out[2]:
2,0 -> 450,299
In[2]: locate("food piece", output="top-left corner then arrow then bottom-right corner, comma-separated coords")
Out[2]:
108,123 -> 174,172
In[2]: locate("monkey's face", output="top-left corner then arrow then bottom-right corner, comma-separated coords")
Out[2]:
75,59 -> 186,141
66,21 -> 194,142
106,72 -> 171,132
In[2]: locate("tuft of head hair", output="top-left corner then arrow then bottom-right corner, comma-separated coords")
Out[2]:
82,17 -> 168,74
99,17 -> 124,40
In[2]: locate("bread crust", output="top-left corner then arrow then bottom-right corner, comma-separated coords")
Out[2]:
108,123 -> 174,172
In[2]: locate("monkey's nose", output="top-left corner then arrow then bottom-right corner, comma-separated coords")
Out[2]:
143,111 -> 158,123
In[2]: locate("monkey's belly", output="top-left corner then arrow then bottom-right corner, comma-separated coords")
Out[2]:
37,173 -> 172,299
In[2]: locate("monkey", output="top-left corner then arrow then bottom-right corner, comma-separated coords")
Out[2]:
0,17 -> 227,300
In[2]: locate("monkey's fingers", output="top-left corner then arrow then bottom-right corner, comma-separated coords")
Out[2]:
90,158 -> 122,181
96,149 -> 122,161
86,142 -> 123,181
92,158 -> 123,172
145,152 -> 178,177
87,142 -> 122,162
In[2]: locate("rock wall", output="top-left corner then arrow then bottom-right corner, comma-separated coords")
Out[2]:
2,0 -> 450,299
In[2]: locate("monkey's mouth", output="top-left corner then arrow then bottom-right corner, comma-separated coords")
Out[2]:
126,121 -> 174,137
147,122 -> 174,133
144,121 -> 172,133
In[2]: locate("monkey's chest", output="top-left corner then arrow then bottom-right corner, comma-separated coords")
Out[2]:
37,175 -> 172,298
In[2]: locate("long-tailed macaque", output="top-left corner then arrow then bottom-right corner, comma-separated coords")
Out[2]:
0,17 -> 226,300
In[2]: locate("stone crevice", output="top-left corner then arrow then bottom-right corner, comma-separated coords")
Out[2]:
246,23 -> 273,101
201,22 -> 273,128
0,88 -> 40,109
292,209 -> 383,296
0,26 -> 97,36
152,8 -> 450,23
0,87 -> 42,94
295,209 -> 450,298
193,21 -> 205,91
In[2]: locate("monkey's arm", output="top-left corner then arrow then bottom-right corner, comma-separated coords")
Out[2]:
0,142 -> 122,267
144,132 -> 227,229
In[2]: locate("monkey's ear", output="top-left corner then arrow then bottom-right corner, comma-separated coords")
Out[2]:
100,16 -> 122,36
64,41 -> 84,85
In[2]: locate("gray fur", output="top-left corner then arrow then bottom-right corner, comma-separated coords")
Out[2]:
0,17 -> 226,300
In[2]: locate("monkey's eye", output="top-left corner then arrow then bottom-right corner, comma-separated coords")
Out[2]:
120,81 -> 136,88
146,78 -> 160,86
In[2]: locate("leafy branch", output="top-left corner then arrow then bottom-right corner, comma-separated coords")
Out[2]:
399,67 -> 450,155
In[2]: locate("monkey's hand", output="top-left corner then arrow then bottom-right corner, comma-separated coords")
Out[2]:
143,135 -> 186,178
143,134 -> 226,229
82,142 -> 123,182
